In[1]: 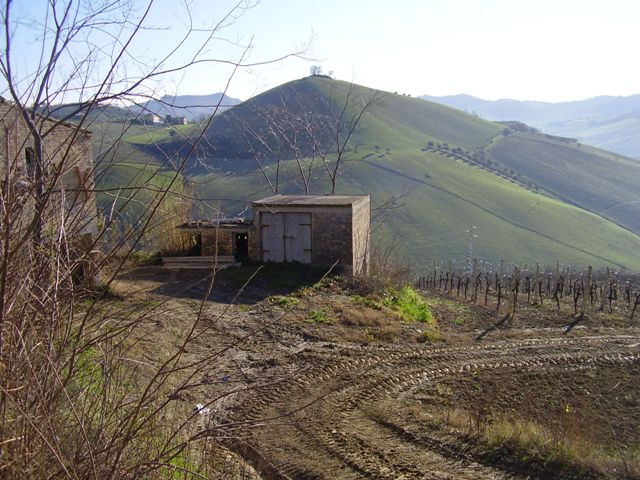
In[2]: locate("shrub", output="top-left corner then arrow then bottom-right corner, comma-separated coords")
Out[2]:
350,294 -> 383,309
384,285 -> 433,323
308,308 -> 332,324
418,326 -> 441,342
268,295 -> 301,308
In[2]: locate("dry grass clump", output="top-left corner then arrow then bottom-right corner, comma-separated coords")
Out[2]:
434,407 -> 639,479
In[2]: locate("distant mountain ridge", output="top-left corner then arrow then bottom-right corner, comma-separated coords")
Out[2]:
421,93 -> 640,159
43,92 -> 242,124
137,93 -> 241,122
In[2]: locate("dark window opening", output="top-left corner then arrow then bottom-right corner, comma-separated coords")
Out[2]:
234,233 -> 249,262
25,147 -> 36,179
186,233 -> 202,256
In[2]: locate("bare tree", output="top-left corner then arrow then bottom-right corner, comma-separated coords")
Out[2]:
0,1 -> 308,478
231,80 -> 382,195
309,65 -> 323,76
321,82 -> 383,194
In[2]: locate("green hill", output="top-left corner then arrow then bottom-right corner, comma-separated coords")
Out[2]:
487,132 -> 640,234
423,93 -> 640,160
122,77 -> 640,270
95,162 -> 186,241
138,77 -> 501,175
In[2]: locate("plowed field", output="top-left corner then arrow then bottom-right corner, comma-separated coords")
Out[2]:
118,266 -> 640,479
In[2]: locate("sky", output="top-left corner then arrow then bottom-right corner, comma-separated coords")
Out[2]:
6,0 -> 640,103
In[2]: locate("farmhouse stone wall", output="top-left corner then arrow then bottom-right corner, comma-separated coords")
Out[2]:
248,224 -> 260,261
0,102 -> 97,237
351,198 -> 371,275
201,230 -> 234,256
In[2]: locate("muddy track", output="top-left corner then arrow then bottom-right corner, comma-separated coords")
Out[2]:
226,334 -> 640,479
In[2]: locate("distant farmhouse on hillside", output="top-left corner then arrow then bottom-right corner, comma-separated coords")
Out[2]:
129,113 -> 162,125
170,195 -> 370,275
164,114 -> 188,125
129,113 -> 188,126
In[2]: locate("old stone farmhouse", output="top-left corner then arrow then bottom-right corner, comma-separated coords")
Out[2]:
175,195 -> 370,275
0,98 -> 98,246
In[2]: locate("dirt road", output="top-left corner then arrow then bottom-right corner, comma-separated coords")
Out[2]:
225,328 -> 639,479
118,267 -> 640,479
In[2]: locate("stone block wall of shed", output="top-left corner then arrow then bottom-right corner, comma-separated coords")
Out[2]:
351,198 -> 371,276
248,224 -> 260,261
201,231 -> 234,256
310,207 -> 353,269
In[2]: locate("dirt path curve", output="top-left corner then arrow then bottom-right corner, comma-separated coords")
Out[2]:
226,333 -> 640,479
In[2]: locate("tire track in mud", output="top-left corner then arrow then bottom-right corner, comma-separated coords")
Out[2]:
228,334 -> 640,479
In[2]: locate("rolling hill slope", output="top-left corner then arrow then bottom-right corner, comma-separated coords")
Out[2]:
423,93 -> 640,160
124,77 -> 640,270
138,77 -> 502,175
487,132 -> 640,234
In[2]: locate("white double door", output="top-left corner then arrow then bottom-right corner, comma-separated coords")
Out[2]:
261,212 -> 312,263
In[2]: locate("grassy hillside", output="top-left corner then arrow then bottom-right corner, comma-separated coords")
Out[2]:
423,93 -> 640,160
91,122 -> 165,166
152,77 -> 503,175
488,132 -> 640,234
125,123 -> 202,145
105,76 -> 640,269
95,162 -> 186,230
193,149 -> 640,271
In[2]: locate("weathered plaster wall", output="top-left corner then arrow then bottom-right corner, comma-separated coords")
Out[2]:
351,197 -> 371,275
0,102 -> 97,237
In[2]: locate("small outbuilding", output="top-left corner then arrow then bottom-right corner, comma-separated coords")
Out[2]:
251,195 -> 370,275
171,194 -> 370,275
174,217 -> 251,260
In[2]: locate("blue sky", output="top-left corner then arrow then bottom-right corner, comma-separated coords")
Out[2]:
6,0 -> 640,102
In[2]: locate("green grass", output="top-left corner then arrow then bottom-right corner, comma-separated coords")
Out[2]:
351,294 -> 383,310
419,326 -> 441,342
307,77 -> 502,151
489,132 -> 640,235
308,308 -> 332,324
384,286 -> 433,323
126,123 -> 202,145
91,121 -> 163,166
69,347 -> 104,396
95,162 -> 187,252
95,161 -> 185,221
268,295 -> 301,309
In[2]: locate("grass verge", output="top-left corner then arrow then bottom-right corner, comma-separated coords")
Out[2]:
439,408 -> 639,479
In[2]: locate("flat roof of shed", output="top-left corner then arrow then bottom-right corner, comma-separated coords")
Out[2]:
177,218 -> 251,229
253,194 -> 369,207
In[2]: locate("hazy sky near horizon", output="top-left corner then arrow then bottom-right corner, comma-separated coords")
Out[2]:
9,0 -> 640,103
194,0 -> 640,102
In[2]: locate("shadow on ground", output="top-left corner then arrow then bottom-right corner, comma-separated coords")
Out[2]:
120,263 -> 330,304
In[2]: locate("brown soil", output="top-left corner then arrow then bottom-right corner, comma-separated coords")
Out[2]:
113,265 -> 640,480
